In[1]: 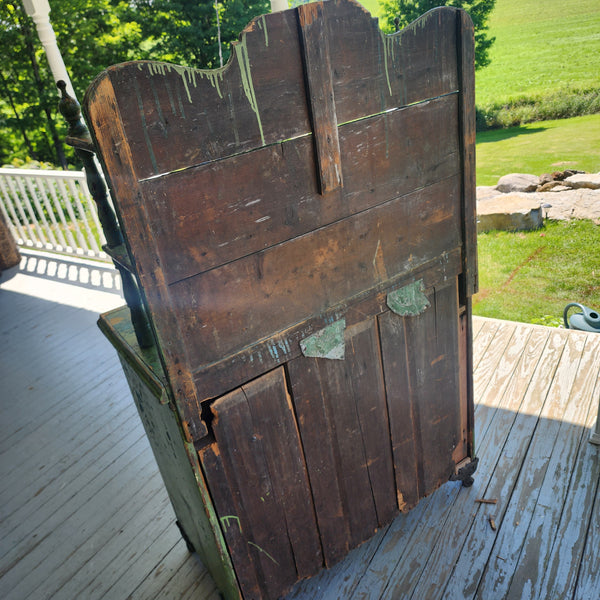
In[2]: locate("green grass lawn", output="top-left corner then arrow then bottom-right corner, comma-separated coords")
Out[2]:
474,220 -> 600,326
476,114 -> 600,186
475,0 -> 600,106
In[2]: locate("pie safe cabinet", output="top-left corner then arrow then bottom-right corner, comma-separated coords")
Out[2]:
88,2 -> 478,599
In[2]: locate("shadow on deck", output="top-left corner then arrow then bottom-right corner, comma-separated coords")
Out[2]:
1,256 -> 599,600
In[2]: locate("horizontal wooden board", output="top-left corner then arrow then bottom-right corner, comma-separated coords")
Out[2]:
84,3 -> 460,181
192,249 -> 461,401
87,10 -> 310,181
140,94 -> 459,284
172,175 -> 461,372
325,1 -> 459,125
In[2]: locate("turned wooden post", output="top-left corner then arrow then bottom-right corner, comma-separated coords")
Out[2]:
57,81 -> 154,349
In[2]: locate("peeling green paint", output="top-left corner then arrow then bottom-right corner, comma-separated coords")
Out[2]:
300,319 -> 346,360
258,15 -> 269,47
220,515 -> 242,533
380,31 -> 397,97
387,280 -> 430,317
234,37 -> 265,146
146,63 -> 225,102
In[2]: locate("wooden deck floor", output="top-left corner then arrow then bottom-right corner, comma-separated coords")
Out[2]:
1,252 -> 600,600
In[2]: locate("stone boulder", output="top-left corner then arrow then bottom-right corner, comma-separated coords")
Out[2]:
496,173 -> 540,193
477,193 -> 544,233
564,173 -> 600,190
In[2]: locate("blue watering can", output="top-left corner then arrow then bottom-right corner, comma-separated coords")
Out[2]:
563,303 -> 600,332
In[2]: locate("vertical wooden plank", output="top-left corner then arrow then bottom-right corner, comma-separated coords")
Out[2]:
378,310 -> 422,510
286,357 -> 351,567
198,444 -> 262,600
289,318 -> 392,556
407,280 -> 461,495
453,301 -> 473,464
242,370 -> 323,580
347,319 -> 398,527
457,10 -> 478,298
297,1 -> 343,194
381,279 -> 462,502
206,385 -> 298,599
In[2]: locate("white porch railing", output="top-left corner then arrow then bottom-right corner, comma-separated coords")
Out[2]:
0,167 -> 110,262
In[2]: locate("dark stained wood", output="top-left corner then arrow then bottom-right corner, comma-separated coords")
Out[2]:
84,2 -> 479,598
288,318 -> 396,555
137,93 -> 459,285
199,444 -> 262,600
298,1 -> 343,194
457,10 -> 478,299
286,357 -> 352,567
192,248 -> 462,402
206,386 -> 298,599
86,11 -> 311,181
324,1 -> 460,124
378,310 -> 422,510
379,279 -> 462,504
200,368 -> 321,600
176,176 -> 461,373
404,280 -> 461,496
242,370 -> 323,580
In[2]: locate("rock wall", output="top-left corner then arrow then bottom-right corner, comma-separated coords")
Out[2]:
477,171 -> 600,232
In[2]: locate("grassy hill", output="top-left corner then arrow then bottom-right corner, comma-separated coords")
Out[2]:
475,0 -> 600,107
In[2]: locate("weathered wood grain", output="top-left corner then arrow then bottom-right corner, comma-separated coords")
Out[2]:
176,175 -> 461,374
289,318 -> 396,555
440,326 -> 563,599
472,330 -> 585,599
504,337 -> 600,599
408,326 -> 550,600
298,1 -> 343,193
243,369 -> 322,580
138,93 -> 459,285
457,9 -> 477,298
191,247 -> 461,403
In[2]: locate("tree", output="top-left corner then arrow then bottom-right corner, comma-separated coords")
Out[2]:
130,0 -> 271,70
0,0 -> 144,166
0,0 -> 272,166
379,0 -> 496,70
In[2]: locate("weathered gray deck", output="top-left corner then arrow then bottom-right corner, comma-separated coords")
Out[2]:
1,252 -> 599,600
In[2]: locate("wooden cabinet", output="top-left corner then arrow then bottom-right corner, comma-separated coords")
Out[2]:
90,2 -> 478,598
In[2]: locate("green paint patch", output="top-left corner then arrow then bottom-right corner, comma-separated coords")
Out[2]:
387,279 -> 430,317
300,319 -> 346,360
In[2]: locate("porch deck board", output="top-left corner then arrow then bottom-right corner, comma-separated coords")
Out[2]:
1,257 -> 599,600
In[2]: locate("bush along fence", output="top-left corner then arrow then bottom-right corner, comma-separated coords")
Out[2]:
0,167 -> 110,261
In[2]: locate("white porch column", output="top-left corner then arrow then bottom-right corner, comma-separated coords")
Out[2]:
21,0 -> 77,101
270,0 -> 288,12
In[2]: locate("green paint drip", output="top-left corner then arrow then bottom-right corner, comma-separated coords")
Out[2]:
234,37 -> 265,146
380,32 -> 393,96
146,63 -> 225,103
248,541 -> 279,565
259,15 -> 269,47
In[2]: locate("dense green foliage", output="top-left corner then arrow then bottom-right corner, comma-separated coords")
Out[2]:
474,220 -> 600,326
378,0 -> 496,70
0,0 -> 269,167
